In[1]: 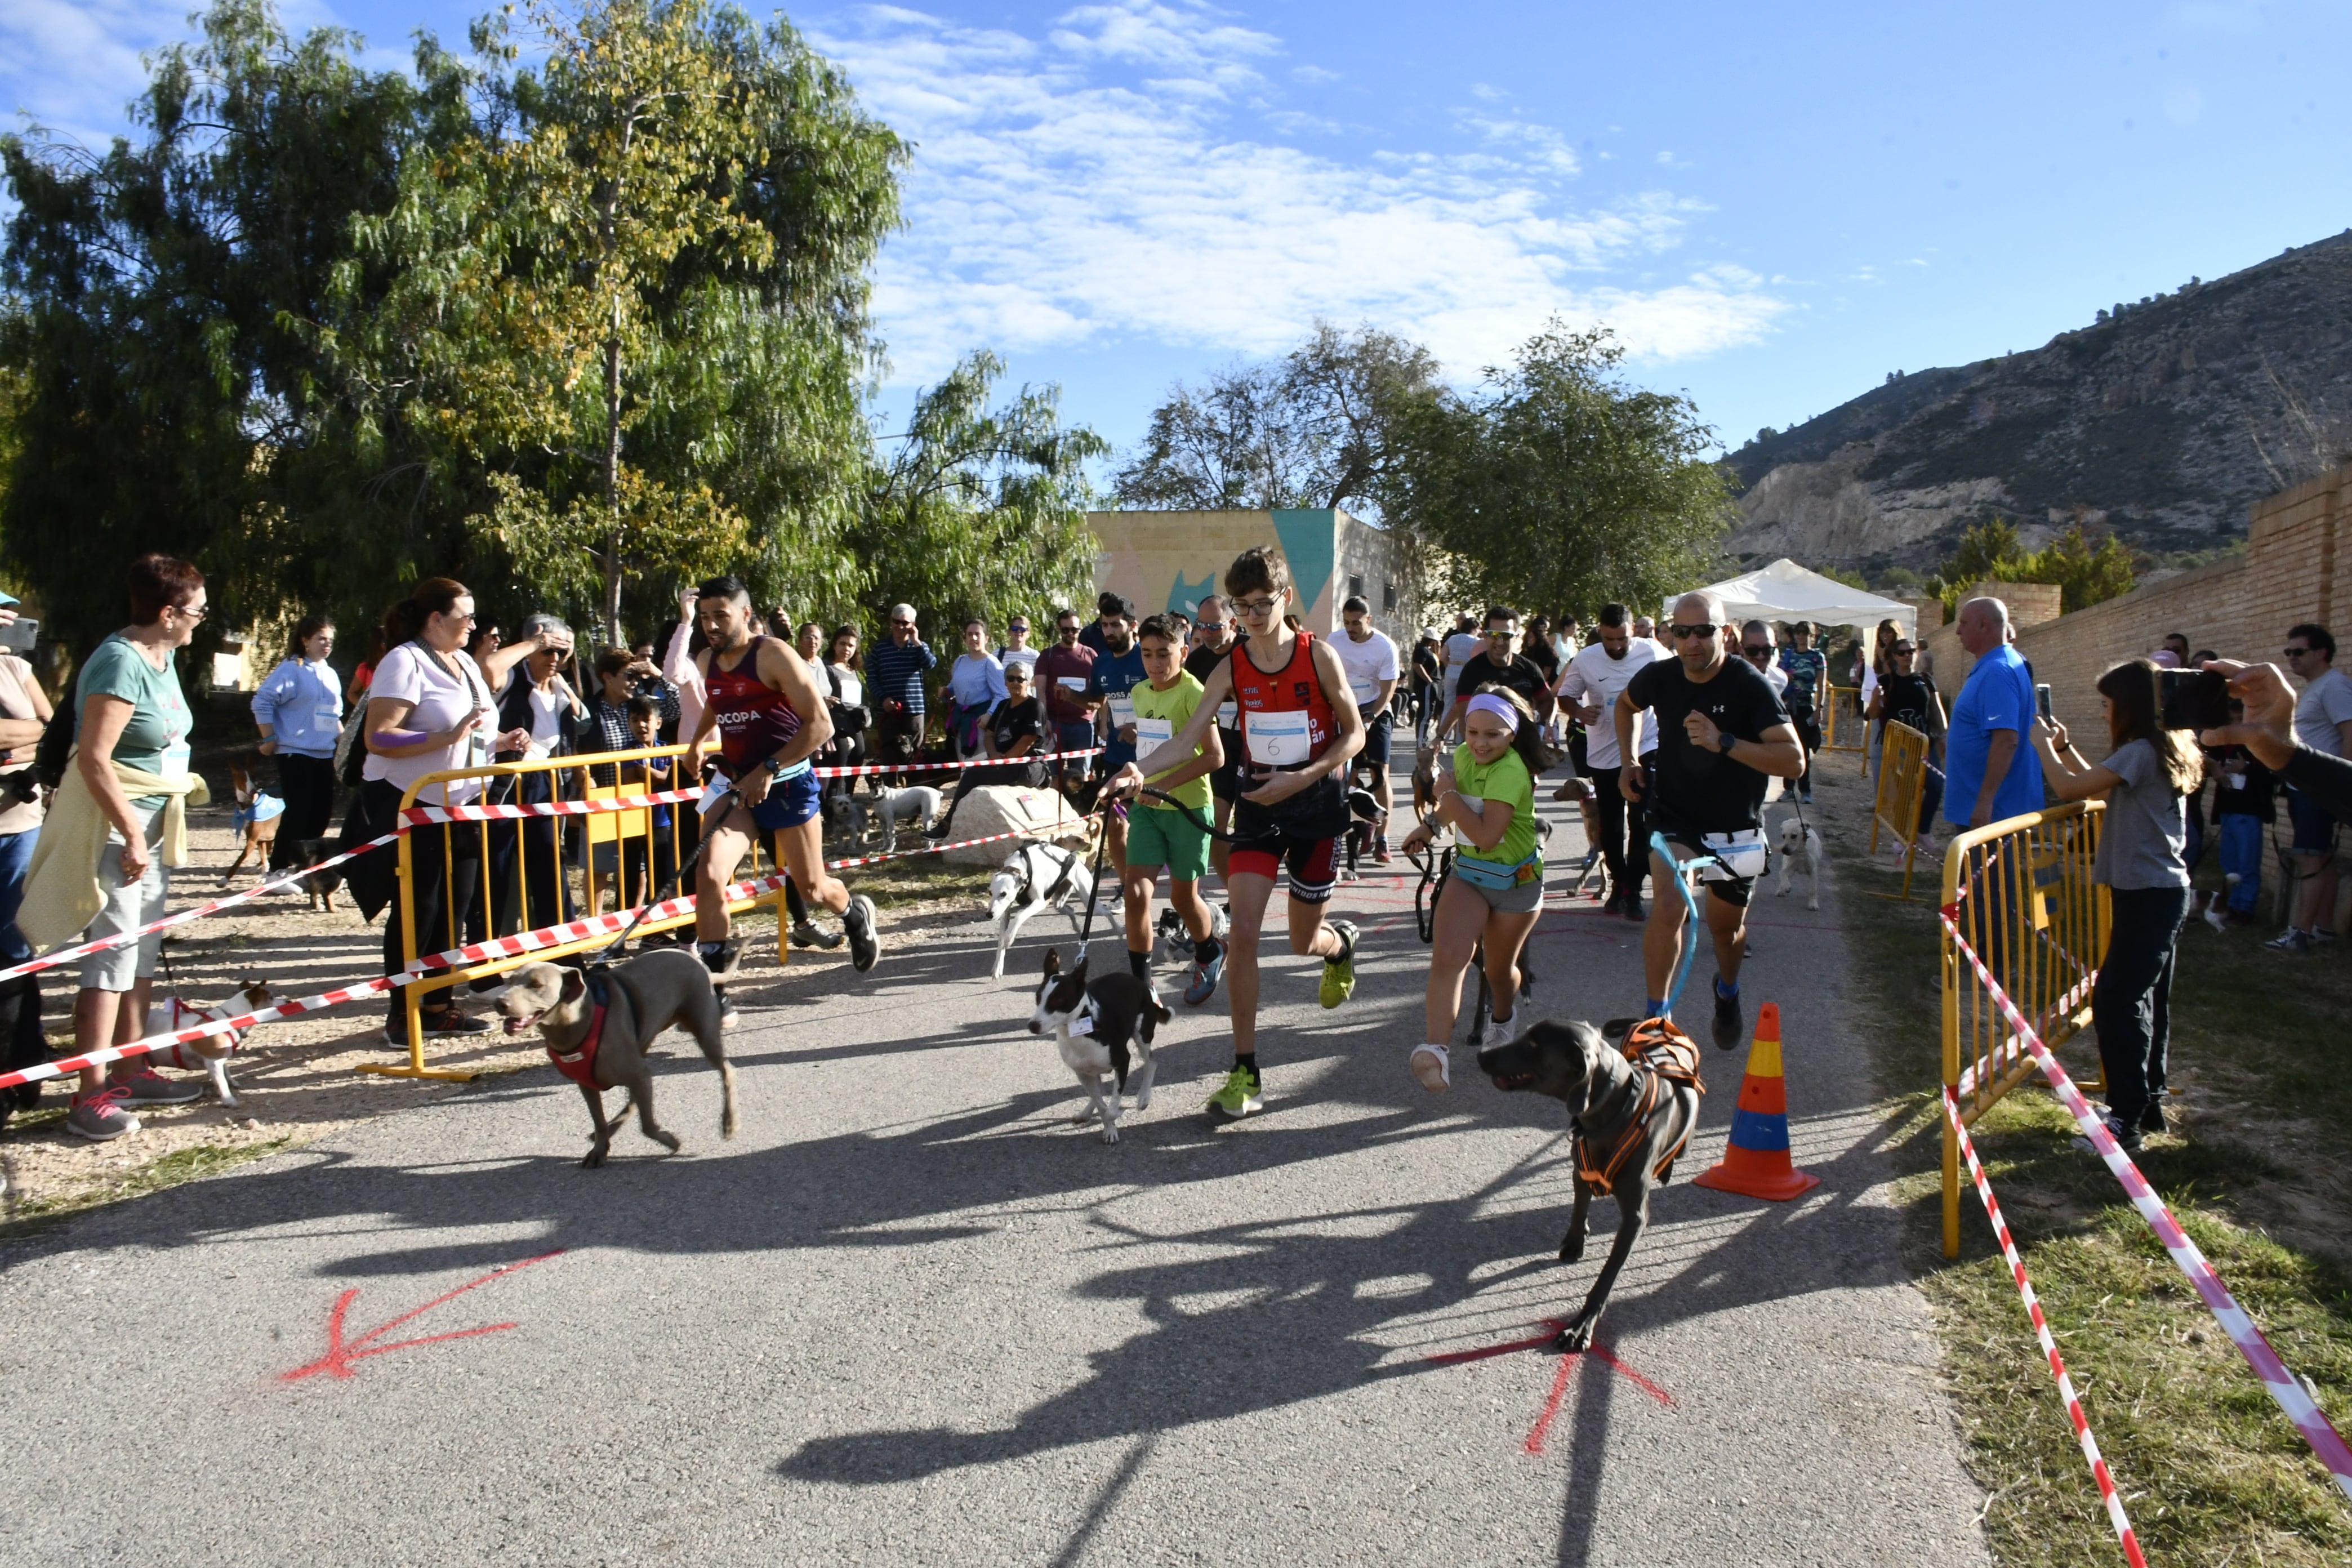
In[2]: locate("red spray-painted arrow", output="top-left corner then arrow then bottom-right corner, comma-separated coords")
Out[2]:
279,1250 -> 565,1383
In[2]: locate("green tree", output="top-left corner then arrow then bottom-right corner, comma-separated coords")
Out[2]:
329,0 -> 903,639
849,351 -> 1104,642
2029,523 -> 2136,613
1382,323 -> 1732,618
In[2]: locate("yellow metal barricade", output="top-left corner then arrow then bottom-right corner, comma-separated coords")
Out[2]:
1940,801 -> 2108,1256
1867,720 -> 1931,899
360,744 -> 795,1081
1823,684 -> 1864,751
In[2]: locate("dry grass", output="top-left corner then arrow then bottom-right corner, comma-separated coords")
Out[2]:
1806,758 -> 2352,1564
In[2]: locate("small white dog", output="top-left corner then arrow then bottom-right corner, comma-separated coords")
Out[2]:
149,981 -> 277,1106
987,843 -> 1097,978
873,784 -> 942,853
1774,811 -> 1824,911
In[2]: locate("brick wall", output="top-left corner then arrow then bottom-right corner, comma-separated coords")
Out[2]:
1922,465 -> 2348,737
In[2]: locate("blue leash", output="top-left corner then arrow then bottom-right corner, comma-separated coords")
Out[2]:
1649,830 -> 1722,1015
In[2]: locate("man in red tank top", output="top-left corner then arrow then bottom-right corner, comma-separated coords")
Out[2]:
685,577 -> 880,1025
1107,546 -> 1365,1120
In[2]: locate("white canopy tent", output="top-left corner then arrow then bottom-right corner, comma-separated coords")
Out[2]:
1666,558 -> 1917,641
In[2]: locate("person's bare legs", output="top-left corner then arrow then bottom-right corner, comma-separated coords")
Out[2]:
1422,881 -> 1486,1043
1223,872 -> 1277,1057
1704,890 -> 1747,985
694,816 -> 754,943
1121,862 -> 1159,955
1168,876 -> 1212,941
1286,890 -> 1344,960
2294,851 -> 2338,933
1210,798 -> 1233,888
775,816 -> 849,916
1481,908 -> 1540,1023
73,986 -> 123,1097
1642,845 -> 1688,1004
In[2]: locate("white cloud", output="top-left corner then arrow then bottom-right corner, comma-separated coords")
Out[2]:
0,0 -> 185,148
1289,64 -> 1339,85
818,1 -> 1787,383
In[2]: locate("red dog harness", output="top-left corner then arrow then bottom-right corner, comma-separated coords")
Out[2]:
545,1004 -> 608,1088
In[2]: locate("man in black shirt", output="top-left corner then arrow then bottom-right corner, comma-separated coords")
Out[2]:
1617,590 -> 1805,1049
1440,606 -> 1553,745
1185,594 -> 1246,882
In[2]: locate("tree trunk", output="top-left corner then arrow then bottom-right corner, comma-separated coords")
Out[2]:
602,293 -> 625,642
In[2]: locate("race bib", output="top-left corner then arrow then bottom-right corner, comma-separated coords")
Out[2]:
697,774 -> 735,817
1455,794 -> 1485,814
1245,709 -> 1313,767
2226,772 -> 2246,790
1106,694 -> 1135,730
1057,676 -> 1086,694
1134,715 -> 1174,751
315,701 -> 342,723
1217,701 -> 1239,729
1067,1012 -> 1094,1037
159,741 -> 191,783
1348,675 -> 1379,706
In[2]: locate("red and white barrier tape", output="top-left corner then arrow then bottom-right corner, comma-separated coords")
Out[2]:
0,755 -> 1102,990
809,746 -> 1101,779
1942,1086 -> 2145,1563
0,829 -> 406,988
1942,914 -> 2352,1502
0,818 -> 1093,1092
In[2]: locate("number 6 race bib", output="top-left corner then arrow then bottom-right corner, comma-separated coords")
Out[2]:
1245,709 -> 1313,768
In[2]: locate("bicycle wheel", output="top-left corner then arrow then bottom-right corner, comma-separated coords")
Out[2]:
1468,938 -> 1492,1041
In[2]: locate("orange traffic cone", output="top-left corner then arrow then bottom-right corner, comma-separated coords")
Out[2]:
1693,1002 -> 1820,1201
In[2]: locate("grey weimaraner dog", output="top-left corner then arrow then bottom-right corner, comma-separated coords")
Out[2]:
495,950 -> 738,1168
1478,1017 -> 1705,1351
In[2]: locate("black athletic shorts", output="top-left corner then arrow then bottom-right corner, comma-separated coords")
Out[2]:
1358,708 -> 1393,767
1646,813 -> 1756,909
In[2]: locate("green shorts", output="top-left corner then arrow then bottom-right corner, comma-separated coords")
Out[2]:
1126,803 -> 1211,881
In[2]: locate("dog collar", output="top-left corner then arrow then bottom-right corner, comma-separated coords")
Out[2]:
546,1003 -> 608,1088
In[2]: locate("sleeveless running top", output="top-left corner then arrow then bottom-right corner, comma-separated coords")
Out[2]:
1228,631 -> 1337,773
703,636 -> 803,776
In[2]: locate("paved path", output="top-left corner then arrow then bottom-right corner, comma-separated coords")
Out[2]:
0,796 -> 1990,1565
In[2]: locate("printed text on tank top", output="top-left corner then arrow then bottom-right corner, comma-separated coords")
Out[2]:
1229,631 -> 1336,774
703,635 -> 803,776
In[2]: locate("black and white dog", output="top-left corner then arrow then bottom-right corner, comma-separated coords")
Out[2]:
1774,809 -> 1824,911
986,843 -> 1098,978
1477,1017 -> 1704,1351
1028,948 -> 1170,1144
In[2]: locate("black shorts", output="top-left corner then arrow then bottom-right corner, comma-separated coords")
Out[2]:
1210,731 -> 1245,803
1647,816 -> 1756,909
1569,727 -> 1591,777
1229,780 -> 1349,904
1358,709 -> 1393,767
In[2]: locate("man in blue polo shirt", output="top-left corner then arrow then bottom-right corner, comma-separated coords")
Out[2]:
1944,597 -> 2044,831
1085,597 -> 1145,871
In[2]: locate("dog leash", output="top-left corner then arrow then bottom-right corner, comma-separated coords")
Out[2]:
1650,830 -> 1723,1015
1067,800 -> 1123,954
586,769 -> 746,963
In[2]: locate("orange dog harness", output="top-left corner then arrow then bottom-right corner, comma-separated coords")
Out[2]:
1574,1018 -> 1705,1196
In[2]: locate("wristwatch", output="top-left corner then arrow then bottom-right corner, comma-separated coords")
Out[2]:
1716,730 -> 1736,755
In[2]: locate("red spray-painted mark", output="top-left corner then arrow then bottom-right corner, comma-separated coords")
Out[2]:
1426,1319 -> 1674,1455
279,1250 -> 565,1383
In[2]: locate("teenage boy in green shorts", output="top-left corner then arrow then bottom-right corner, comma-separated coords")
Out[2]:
1120,616 -> 1230,1006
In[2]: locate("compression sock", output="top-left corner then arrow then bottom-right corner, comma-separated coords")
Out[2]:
1715,975 -> 1740,999
1233,1052 -> 1259,1084
1129,947 -> 1150,979
1194,936 -> 1223,966
1646,997 -> 1667,1019
784,881 -> 810,922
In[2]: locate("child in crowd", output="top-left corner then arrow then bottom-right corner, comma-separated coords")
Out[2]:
1118,616 -> 1228,1006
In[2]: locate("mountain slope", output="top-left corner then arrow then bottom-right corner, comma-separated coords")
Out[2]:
1723,229 -> 2352,572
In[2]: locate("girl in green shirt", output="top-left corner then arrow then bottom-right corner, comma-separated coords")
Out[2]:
1400,685 -> 1547,1092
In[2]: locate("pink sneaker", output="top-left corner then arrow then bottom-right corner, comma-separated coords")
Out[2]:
65,1085 -> 141,1141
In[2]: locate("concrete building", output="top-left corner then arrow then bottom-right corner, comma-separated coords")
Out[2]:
1085,509 -> 1418,642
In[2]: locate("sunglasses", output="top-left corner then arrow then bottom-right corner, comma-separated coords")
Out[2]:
1892,647 -> 1915,657
1668,622 -> 1717,640
1009,623 -> 1029,633
2286,646 -> 2313,657
1741,644 -> 1771,657
1486,627 -> 1520,639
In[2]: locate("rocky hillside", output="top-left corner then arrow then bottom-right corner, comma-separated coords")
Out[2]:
1722,229 -> 2352,573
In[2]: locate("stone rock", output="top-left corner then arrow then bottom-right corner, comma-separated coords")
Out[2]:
940,785 -> 1094,866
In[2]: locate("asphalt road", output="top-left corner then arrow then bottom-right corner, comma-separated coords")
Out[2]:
0,795 -> 1991,1566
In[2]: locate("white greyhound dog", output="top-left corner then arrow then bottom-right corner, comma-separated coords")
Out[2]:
986,843 -> 1098,979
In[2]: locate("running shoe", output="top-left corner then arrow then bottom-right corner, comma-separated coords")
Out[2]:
2266,929 -> 2313,955
2138,1099 -> 2168,1135
716,991 -> 740,1030
1319,919 -> 1360,1009
844,894 -> 881,972
1480,1016 -> 1517,1051
1373,839 -> 1393,865
1409,1044 -> 1450,1093
65,1085 -> 141,1141
423,1009 -> 495,1037
1184,944 -> 1226,1006
1710,980 -> 1744,1052
2072,1111 -> 2141,1156
112,1067 -> 202,1106
1622,894 -> 1645,923
1205,1065 -> 1263,1120
790,919 -> 844,951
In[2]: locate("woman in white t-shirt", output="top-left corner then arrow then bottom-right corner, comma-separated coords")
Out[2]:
359,578 -> 528,1039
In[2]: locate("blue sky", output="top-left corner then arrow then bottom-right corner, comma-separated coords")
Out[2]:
7,0 -> 2350,465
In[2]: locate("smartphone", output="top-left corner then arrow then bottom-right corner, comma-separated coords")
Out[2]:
2159,669 -> 2231,733
2034,683 -> 2052,724
0,617 -> 39,654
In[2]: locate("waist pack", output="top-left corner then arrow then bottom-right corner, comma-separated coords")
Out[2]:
1698,828 -> 1769,883
1235,770 -> 1350,842
1453,848 -> 1540,891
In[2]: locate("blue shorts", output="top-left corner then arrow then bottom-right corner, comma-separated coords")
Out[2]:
1054,721 -> 1097,777
2287,785 -> 2340,854
747,768 -> 822,832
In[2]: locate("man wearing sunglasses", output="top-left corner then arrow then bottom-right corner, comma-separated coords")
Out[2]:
1556,603 -> 1659,918
1437,607 -> 1553,747
2273,623 -> 2352,953
1776,621 -> 1828,805
1618,591 -> 1806,1049
865,603 -> 937,776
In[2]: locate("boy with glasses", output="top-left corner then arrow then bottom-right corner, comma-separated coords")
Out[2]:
1106,547 -> 1366,1120
1617,591 -> 1806,1049
2272,624 -> 2352,953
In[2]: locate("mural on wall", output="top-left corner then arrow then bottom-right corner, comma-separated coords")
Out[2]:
1090,510 -> 1343,629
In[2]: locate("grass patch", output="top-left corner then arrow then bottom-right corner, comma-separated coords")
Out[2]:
3,1137 -> 297,1239
1810,768 -> 2352,1564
